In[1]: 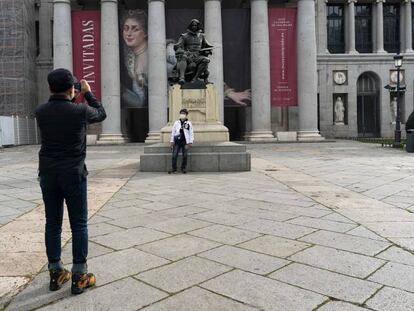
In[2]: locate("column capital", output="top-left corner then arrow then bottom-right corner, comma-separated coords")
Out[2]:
148,0 -> 165,3
376,0 -> 386,3
347,0 -> 357,4
404,0 -> 412,4
205,0 -> 222,2
53,0 -> 70,4
250,0 -> 268,2
101,0 -> 118,3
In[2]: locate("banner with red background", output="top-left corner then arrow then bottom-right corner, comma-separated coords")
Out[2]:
71,11 -> 101,100
268,8 -> 297,107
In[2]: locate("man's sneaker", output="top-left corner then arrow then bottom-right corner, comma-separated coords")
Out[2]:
168,169 -> 177,174
181,168 -> 187,174
49,268 -> 71,291
71,273 -> 96,295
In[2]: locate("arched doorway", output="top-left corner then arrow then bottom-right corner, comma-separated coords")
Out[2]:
357,72 -> 381,137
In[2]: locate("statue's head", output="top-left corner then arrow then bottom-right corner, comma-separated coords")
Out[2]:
188,19 -> 202,32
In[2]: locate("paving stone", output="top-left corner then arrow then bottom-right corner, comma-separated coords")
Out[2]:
88,222 -> 123,237
141,286 -> 259,311
98,206 -> 150,219
376,246 -> 414,266
269,263 -> 381,304
61,241 -> 113,264
300,230 -> 390,256
365,286 -> 414,311
90,227 -> 170,250
365,222 -> 414,238
317,301 -> 370,311
346,226 -> 388,241
290,245 -> 385,278
368,262 -> 414,292
37,278 -> 167,311
107,213 -> 171,229
189,224 -> 261,245
189,211 -> 256,226
4,271 -> 69,311
238,219 -> 317,239
287,216 -> 357,233
88,215 -> 113,224
322,213 -> 356,224
237,207 -> 297,222
201,269 -> 327,311
137,234 -> 220,261
144,217 -> 212,234
199,245 -> 289,275
86,248 -> 169,286
156,206 -> 209,218
136,256 -> 231,293
238,235 -> 310,258
388,238 -> 414,252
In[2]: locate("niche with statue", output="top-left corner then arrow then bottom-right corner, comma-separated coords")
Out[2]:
333,94 -> 348,125
389,93 -> 405,124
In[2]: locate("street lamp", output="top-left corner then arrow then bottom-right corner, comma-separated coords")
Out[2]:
393,54 -> 403,148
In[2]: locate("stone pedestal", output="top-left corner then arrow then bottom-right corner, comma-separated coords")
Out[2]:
141,84 -> 250,172
160,84 -> 229,143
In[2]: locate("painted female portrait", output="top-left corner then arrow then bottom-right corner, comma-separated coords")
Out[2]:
121,10 -> 148,108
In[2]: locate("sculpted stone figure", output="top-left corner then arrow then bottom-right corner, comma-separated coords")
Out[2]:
334,97 -> 345,124
173,19 -> 213,84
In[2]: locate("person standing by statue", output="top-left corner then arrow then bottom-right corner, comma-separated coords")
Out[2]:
174,19 -> 213,84
169,109 -> 194,174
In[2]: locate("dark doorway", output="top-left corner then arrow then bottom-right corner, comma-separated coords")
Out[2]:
357,73 -> 380,137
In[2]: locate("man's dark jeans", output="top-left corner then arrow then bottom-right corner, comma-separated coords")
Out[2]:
40,173 -> 88,273
172,143 -> 188,170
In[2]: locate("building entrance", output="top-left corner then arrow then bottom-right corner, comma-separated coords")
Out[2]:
357,73 -> 380,137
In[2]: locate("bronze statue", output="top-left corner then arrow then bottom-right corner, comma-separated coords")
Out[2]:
173,19 -> 213,85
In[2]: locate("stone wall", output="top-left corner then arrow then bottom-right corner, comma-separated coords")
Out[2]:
0,0 -> 37,116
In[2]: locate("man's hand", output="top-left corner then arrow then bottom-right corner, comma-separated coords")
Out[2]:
185,144 -> 192,150
80,79 -> 91,94
170,142 -> 174,150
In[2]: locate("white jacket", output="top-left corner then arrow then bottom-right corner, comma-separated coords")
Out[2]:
170,120 -> 194,144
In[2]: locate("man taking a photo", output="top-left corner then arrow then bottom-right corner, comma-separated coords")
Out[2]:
35,68 -> 106,295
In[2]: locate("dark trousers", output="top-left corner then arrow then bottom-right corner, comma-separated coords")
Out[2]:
40,173 -> 88,272
172,143 -> 188,170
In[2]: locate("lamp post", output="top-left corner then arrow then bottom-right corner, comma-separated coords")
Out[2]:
393,54 -> 403,148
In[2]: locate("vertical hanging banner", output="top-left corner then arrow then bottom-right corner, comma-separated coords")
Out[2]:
268,8 -> 297,107
72,11 -> 101,100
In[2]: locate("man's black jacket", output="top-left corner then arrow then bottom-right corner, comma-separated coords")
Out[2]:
35,92 -> 106,175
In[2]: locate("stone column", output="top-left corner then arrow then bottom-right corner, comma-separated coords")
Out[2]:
204,0 -> 225,123
37,0 -> 53,105
52,0 -> 72,70
297,0 -> 323,141
247,0 -> 274,141
146,0 -> 168,143
317,0 -> 329,53
347,0 -> 358,54
376,0 -> 386,53
98,0 -> 125,144
405,0 -> 413,53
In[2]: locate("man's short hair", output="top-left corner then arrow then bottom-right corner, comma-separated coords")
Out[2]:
180,108 -> 189,115
48,68 -> 74,93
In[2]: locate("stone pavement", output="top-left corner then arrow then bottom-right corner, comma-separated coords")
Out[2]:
2,141 -> 414,310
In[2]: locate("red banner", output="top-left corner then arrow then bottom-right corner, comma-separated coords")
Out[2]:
268,8 -> 297,107
71,11 -> 101,100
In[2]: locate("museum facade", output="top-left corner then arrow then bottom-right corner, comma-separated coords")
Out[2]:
1,0 -> 414,144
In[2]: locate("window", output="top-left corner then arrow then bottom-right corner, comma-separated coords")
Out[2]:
384,4 -> 400,53
35,21 -> 40,57
355,5 -> 372,53
327,5 -> 345,53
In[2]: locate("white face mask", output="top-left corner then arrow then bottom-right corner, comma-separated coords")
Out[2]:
180,114 -> 187,120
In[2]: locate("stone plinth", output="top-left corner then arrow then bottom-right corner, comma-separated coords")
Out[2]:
140,142 -> 251,172
160,84 -> 229,143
